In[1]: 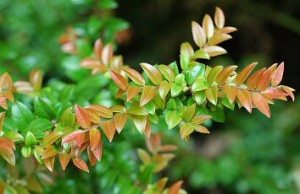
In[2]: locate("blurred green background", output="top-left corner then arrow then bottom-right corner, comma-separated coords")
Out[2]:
0,0 -> 299,193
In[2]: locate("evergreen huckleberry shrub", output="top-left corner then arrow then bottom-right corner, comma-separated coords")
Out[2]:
0,7 -> 295,193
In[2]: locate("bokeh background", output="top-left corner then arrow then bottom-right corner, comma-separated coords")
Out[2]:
0,0 -> 299,193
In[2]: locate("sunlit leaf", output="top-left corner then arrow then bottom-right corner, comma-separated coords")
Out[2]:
109,70 -> 128,91
252,92 -> 270,118
101,120 -> 116,142
140,63 -> 162,85
165,111 -> 182,129
73,157 -> 89,173
202,14 -> 214,38
214,7 -> 225,28
122,66 -> 145,86
191,21 -> 206,47
140,86 -> 156,106
271,62 -> 284,86
237,89 -> 252,113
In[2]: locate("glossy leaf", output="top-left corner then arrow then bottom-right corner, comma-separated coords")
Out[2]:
122,66 -> 145,86
191,21 -> 206,47
203,46 -> 227,57
140,63 -> 162,85
157,65 -> 175,82
252,92 -> 270,118
109,70 -> 128,91
101,120 -> 116,142
205,86 -> 218,105
235,62 -> 258,85
165,111 -> 182,129
75,104 -> 91,129
237,89 -> 252,113
59,153 -> 71,170
214,7 -> 225,28
73,157 -> 89,173
113,113 -> 128,133
271,62 -> 284,86
140,86 -> 157,106
202,14 -> 214,38
89,128 -> 101,151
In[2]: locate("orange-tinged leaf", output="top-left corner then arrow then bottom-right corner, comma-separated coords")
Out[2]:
192,21 -> 206,47
122,67 -> 145,86
192,115 -> 211,125
91,141 -> 102,161
126,85 -> 141,102
87,147 -> 97,167
85,105 -> 113,118
203,46 -> 227,57
159,80 -> 172,100
168,180 -> 184,194
59,153 -> 71,170
252,92 -> 271,118
101,120 -> 116,142
89,128 -> 101,151
75,104 -> 91,129
113,113 -> 128,133
42,145 -> 58,159
271,62 -> 284,86
159,145 -> 177,152
220,26 -> 237,33
202,14 -> 214,39
29,69 -> 43,91
223,85 -> 237,103
214,7 -> 225,28
140,86 -> 157,106
208,33 -> 232,46
44,157 -> 55,172
180,123 -> 195,139
94,38 -> 103,59
140,63 -> 162,85
205,86 -> 218,105
62,130 -> 85,146
246,68 -> 266,90
282,85 -> 295,102
235,62 -> 258,85
73,157 -> 89,173
42,131 -> 63,146
215,65 -> 237,85
0,97 -> 7,110
144,120 -> 152,138
101,44 -> 113,65
195,125 -> 210,133
109,70 -> 128,91
256,68 -> 272,91
237,89 -> 252,113
262,88 -> 288,101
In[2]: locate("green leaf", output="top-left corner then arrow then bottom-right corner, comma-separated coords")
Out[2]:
180,55 -> 190,70
24,118 -> 54,138
191,76 -> 209,92
34,97 -> 56,119
98,0 -> 118,9
12,102 -> 35,131
192,49 -> 210,60
211,106 -> 225,123
185,63 -> 205,85
193,91 -> 206,105
168,61 -> 179,75
165,111 -> 182,129
60,107 -> 76,127
171,84 -> 183,97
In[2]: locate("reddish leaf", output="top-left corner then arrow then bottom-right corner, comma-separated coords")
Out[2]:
168,180 -> 184,194
271,62 -> 284,86
235,62 -> 258,85
122,67 -> 145,86
87,147 -> 97,167
252,92 -> 271,118
101,120 -> 116,142
113,113 -> 128,133
73,157 -> 89,173
208,33 -> 232,46
109,70 -> 128,91
140,63 -> 162,85
262,88 -> 288,101
246,68 -> 266,90
101,44 -> 113,65
94,39 -> 103,59
59,153 -> 71,170
140,86 -> 157,106
256,68 -> 272,91
62,130 -> 85,146
144,120 -> 152,138
215,65 -> 237,85
42,145 -> 58,159
237,89 -> 252,113
91,141 -> 102,161
89,128 -> 101,151
75,104 -> 91,129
